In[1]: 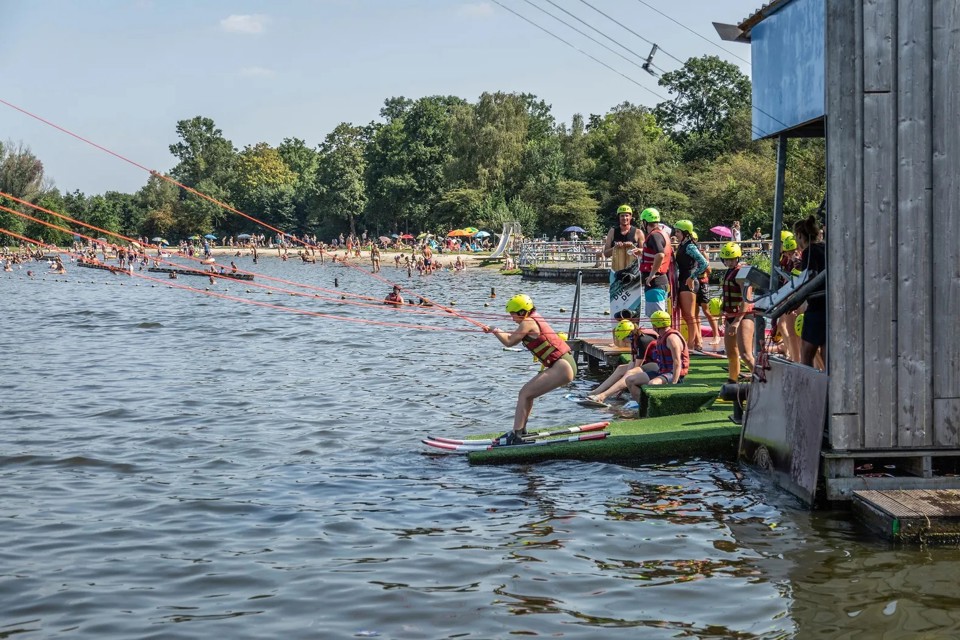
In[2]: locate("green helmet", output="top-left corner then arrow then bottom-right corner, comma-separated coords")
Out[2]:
719,241 -> 742,259
640,207 -> 660,223
650,310 -> 671,328
505,294 -> 534,314
674,219 -> 694,234
708,297 -> 722,317
782,235 -> 798,252
781,230 -> 794,241
616,204 -> 633,215
613,319 -> 636,342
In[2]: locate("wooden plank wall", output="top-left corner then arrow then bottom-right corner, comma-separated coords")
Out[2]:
932,0 -> 960,443
861,0 -> 898,447
826,0 -> 864,449
827,0 -> 957,449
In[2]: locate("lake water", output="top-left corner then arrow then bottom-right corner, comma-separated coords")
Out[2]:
2,255 -> 959,639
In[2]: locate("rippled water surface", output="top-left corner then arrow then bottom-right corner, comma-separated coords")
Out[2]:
3,257 -> 960,639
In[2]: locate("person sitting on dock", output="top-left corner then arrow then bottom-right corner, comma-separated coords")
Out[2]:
580,319 -> 659,407
483,294 -> 577,444
624,310 -> 690,400
384,285 -> 404,306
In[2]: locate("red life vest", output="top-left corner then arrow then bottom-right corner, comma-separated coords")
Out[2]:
521,311 -> 571,367
721,264 -> 753,317
638,227 -> 673,274
652,328 -> 689,377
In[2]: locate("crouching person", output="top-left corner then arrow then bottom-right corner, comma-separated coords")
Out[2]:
625,310 -> 689,402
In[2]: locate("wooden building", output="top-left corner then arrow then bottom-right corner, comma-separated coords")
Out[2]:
718,0 -> 960,502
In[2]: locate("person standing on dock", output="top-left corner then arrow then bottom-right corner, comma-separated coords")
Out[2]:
600,204 -> 645,323
672,220 -> 709,351
793,215 -> 826,368
483,294 -> 576,444
636,207 -> 673,317
719,242 -> 755,383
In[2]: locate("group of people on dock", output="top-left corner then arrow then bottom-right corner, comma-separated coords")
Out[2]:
484,204 -> 827,441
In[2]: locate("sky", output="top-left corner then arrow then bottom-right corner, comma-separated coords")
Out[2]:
1,0 -> 760,196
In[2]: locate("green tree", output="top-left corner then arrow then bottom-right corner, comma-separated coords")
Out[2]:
278,137 -> 320,233
0,142 -> 46,236
654,55 -> 752,162
315,123 -> 368,237
168,116 -> 236,187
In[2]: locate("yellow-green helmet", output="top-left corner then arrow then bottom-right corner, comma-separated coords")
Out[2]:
616,204 -> 633,215
719,241 -> 742,259
650,310 -> 671,328
613,319 -> 636,341
780,230 -> 794,241
640,207 -> 660,223
782,235 -> 798,252
505,294 -> 534,314
674,219 -> 694,234
795,313 -> 804,336
708,297 -> 722,316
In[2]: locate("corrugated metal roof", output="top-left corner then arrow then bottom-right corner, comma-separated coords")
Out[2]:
737,0 -> 796,38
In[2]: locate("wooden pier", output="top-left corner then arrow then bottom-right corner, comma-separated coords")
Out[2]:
852,490 -> 960,543
568,337 -> 629,371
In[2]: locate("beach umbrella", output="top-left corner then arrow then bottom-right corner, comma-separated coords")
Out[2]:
710,225 -> 733,238
563,226 -> 586,234
416,232 -> 429,239
204,233 -> 218,240
462,227 -> 479,235
447,229 -> 469,237
150,237 -> 164,242
236,233 -> 252,240
474,230 -> 491,238
188,234 -> 201,240
399,233 -> 414,240
391,233 -> 400,238
379,236 -> 392,244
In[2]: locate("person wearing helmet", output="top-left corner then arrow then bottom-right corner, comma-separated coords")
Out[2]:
484,294 -> 577,443
776,233 -> 802,361
719,242 -> 755,383
600,204 -> 645,322
793,215 -> 826,369
634,207 -> 673,316
384,284 -> 404,306
672,220 -> 709,351
624,310 -> 690,401
578,320 -> 659,407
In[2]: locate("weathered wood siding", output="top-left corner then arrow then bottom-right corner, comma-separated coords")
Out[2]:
827,0 -> 959,450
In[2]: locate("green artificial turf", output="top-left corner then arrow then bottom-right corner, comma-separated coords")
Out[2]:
468,405 -> 741,465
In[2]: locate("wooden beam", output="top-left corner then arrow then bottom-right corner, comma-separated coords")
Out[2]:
896,0 -> 934,446
826,0 -> 865,449
932,0 -> 960,445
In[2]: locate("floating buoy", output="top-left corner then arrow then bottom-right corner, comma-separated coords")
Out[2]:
603,310 -> 611,315
266,291 -> 272,295
484,303 -> 489,307
559,307 -> 566,312
449,301 -> 456,306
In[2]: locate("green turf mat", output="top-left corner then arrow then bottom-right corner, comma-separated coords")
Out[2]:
468,406 -> 741,465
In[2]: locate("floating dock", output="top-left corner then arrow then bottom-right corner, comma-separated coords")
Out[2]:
76,261 -> 130,275
852,489 -> 960,543
147,267 -> 254,281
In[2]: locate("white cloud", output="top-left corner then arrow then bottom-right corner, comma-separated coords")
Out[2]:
220,14 -> 268,34
458,3 -> 494,18
239,66 -> 276,78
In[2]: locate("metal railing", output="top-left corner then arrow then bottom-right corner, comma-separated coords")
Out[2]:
517,239 -> 773,268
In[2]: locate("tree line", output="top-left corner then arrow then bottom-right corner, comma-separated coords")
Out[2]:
0,56 -> 824,247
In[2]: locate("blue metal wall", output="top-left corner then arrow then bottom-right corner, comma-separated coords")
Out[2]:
751,0 -> 825,139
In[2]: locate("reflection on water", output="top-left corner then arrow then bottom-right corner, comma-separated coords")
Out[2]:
1,260 -> 959,638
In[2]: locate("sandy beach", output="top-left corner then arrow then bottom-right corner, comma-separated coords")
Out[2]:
206,246 -> 504,269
